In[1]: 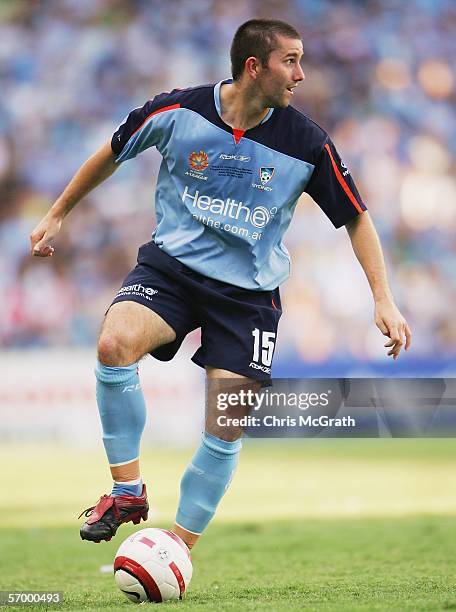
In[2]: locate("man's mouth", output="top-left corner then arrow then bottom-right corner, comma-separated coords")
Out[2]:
286,86 -> 296,95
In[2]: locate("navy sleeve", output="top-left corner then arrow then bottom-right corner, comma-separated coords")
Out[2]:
111,91 -> 180,160
305,138 -> 366,228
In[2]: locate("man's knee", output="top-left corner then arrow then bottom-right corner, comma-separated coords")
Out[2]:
97,331 -> 139,366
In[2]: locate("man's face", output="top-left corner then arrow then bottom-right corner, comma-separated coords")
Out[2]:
255,35 -> 305,108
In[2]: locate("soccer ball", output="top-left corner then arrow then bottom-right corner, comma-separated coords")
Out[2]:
114,528 -> 193,603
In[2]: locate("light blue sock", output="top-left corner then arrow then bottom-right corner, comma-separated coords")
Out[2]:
176,432 -> 242,534
111,478 -> 143,497
95,361 -> 147,496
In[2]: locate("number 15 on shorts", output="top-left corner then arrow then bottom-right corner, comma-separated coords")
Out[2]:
252,328 -> 276,367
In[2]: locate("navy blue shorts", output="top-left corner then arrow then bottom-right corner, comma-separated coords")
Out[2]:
110,241 -> 282,380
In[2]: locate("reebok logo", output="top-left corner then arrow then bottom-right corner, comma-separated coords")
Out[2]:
219,153 -> 251,162
122,383 -> 141,393
249,362 -> 271,374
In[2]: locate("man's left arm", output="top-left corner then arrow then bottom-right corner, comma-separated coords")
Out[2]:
345,211 -> 412,360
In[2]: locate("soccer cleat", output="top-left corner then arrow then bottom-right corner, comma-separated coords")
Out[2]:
79,485 -> 149,543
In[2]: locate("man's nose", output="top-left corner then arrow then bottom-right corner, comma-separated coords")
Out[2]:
294,64 -> 305,82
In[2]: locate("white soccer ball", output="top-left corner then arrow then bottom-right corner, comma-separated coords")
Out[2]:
114,528 -> 193,603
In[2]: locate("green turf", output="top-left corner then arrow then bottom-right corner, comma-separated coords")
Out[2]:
1,440 -> 456,610
3,439 -> 456,528
1,518 -> 456,611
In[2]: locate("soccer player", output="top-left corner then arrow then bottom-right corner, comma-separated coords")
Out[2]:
30,19 -> 411,549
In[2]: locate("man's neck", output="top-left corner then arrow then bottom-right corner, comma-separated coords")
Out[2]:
219,81 -> 270,131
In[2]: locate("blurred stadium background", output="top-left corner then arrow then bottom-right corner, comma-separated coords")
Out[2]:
0,0 -> 455,372
0,0 -> 455,519
1,0 -> 455,442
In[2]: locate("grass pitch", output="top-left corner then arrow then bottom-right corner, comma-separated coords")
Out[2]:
1,440 -> 456,610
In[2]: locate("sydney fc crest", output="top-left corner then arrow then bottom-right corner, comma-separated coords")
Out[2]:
259,167 -> 275,185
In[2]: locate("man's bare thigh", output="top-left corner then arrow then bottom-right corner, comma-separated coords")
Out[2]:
98,301 -> 177,365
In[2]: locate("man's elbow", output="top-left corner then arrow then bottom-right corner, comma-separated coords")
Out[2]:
345,210 -> 368,235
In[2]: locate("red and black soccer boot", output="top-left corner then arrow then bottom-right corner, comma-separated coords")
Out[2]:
79,484 -> 149,543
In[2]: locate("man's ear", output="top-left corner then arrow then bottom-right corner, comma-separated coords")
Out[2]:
245,56 -> 261,79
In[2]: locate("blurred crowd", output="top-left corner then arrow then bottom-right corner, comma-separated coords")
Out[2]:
0,0 -> 455,367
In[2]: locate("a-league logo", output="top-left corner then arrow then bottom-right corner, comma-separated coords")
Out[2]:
259,167 -> 275,185
188,150 -> 209,172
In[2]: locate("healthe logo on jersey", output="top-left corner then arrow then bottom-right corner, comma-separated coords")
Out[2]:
188,150 -> 208,171
341,160 -> 350,177
182,185 -> 276,229
259,167 -> 275,185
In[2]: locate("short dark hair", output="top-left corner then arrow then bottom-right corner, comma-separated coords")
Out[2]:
230,19 -> 301,81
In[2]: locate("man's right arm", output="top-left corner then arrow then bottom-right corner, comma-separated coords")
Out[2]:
30,140 -> 118,257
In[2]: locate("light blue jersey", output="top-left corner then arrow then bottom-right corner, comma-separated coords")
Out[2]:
112,81 -> 365,290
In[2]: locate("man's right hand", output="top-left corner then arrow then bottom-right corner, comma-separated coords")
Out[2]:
30,213 -> 62,257
29,141 -> 118,258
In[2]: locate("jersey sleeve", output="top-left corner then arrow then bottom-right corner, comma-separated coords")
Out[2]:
305,137 -> 366,228
111,92 -> 180,162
